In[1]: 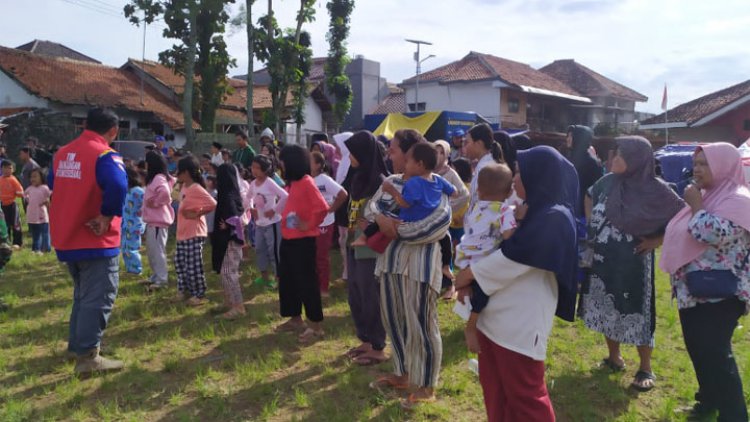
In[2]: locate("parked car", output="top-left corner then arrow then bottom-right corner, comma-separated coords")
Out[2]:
110,140 -> 155,162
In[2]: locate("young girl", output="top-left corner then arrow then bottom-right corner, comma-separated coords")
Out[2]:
247,154 -> 288,288
24,168 -> 51,254
311,151 -> 347,297
143,151 -> 176,290
276,145 -> 329,343
175,157 -> 216,306
121,167 -> 145,273
212,164 -> 247,320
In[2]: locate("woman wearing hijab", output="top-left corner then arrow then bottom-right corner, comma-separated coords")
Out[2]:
455,145 -> 578,422
341,130 -> 390,365
368,129 -> 451,408
581,136 -> 684,391
212,164 -> 247,320
661,143 -> 750,421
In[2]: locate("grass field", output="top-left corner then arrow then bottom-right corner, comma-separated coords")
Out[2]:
1,239 -> 749,421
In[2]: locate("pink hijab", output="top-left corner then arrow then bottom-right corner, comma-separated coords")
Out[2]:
660,142 -> 750,274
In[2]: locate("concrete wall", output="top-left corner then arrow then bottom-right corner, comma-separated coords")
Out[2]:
669,126 -> 736,143
0,71 -> 49,109
343,56 -> 387,130
402,80 -> 501,123
285,97 -> 324,145
499,89 -> 527,127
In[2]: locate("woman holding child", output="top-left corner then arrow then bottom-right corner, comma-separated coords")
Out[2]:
456,145 -> 578,422
367,129 -> 451,408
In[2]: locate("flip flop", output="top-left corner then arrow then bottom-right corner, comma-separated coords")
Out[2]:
400,392 -> 436,410
368,375 -> 409,392
344,346 -> 369,359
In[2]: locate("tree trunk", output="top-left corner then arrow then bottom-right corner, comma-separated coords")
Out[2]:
246,0 -> 254,138
183,3 -> 199,150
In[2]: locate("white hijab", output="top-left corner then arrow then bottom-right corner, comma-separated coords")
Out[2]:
333,132 -> 354,184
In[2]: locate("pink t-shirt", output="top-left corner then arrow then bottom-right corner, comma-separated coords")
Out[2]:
25,185 -> 51,224
176,183 -> 217,241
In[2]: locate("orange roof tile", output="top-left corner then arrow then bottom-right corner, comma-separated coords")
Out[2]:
0,46 -> 195,129
539,59 -> 647,102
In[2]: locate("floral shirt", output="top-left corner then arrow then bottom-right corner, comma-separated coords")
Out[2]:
671,210 -> 750,310
455,200 -> 516,269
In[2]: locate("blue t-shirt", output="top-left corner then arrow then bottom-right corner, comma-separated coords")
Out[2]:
399,174 -> 455,222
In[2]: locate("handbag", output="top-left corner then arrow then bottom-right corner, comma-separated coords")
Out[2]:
685,270 -> 739,299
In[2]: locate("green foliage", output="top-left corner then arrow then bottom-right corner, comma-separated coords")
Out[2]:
124,0 -> 237,133
325,0 -> 355,127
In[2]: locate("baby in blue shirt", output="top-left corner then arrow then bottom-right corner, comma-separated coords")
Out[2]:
352,142 -> 456,246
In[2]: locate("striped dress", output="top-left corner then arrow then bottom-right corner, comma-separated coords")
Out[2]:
370,174 -> 451,388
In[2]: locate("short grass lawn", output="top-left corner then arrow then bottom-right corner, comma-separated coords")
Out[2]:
1,239 -> 749,421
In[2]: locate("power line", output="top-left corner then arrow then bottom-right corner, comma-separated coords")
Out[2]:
58,0 -> 167,29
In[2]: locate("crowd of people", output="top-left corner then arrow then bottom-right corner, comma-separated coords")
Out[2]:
1,106 -> 749,421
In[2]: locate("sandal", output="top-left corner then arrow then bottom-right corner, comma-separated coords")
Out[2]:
368,375 -> 410,391
217,308 -> 245,320
631,370 -> 656,392
344,345 -> 370,359
400,392 -> 436,409
298,328 -> 324,343
353,353 -> 387,366
275,319 -> 305,333
601,357 -> 626,372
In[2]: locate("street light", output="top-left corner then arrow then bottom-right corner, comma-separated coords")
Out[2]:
406,39 -> 434,112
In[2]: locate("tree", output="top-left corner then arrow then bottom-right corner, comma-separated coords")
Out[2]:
253,0 -> 316,142
229,0 -> 256,135
325,0 -> 355,129
124,0 -> 236,142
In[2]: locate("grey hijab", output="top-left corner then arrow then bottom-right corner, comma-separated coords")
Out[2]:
605,136 -> 684,237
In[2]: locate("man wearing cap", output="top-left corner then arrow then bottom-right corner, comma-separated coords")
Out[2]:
232,130 -> 256,169
450,129 -> 466,163
259,127 -> 275,148
155,135 -> 168,155
210,141 -> 224,166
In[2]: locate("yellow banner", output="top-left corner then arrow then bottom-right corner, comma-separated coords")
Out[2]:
373,111 -> 441,139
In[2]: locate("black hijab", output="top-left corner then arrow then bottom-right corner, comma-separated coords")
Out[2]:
567,125 -> 602,216
605,136 -> 684,237
345,130 -> 389,200
501,146 -> 579,322
212,164 -> 245,273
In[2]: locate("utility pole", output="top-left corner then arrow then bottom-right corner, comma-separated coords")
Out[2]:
405,39 -> 434,112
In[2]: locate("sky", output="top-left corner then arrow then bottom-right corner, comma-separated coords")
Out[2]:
1,0 -> 749,114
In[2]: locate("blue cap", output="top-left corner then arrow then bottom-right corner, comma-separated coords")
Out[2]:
155,135 -> 166,142
453,129 -> 465,137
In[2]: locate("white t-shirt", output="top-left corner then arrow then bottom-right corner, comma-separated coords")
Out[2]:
455,200 -> 516,269
314,173 -> 343,227
246,177 -> 288,227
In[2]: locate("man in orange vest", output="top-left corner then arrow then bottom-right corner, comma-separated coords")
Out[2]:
49,108 -> 128,375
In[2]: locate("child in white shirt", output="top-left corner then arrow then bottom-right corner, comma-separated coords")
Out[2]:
456,163 -> 517,352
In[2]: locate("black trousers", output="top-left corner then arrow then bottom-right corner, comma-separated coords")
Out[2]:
680,297 -> 748,422
278,236 -> 323,322
1,203 -> 22,247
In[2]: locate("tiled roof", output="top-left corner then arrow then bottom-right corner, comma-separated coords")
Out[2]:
127,59 -> 190,94
0,46 -> 194,129
642,79 -> 750,126
15,40 -> 100,64
369,93 -> 406,114
402,51 -> 581,97
539,59 -> 647,102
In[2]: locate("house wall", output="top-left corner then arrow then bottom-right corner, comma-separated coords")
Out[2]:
344,56 -> 387,130
0,71 -> 49,108
708,101 -> 750,143
402,80 -> 501,123
499,89 -> 527,127
669,126 -> 736,143
285,97 -> 323,145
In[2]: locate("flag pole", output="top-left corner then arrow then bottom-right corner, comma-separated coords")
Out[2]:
665,107 -> 669,145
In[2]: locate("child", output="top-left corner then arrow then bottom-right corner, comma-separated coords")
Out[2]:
455,163 -> 517,353
24,168 -> 51,254
174,156 -> 217,306
142,151 -> 176,290
247,154 -> 288,288
121,167 -> 145,274
311,151 -> 347,297
276,145 -> 328,343
352,142 -> 456,246
0,160 -> 24,249
212,163 -> 247,320
0,207 -> 12,311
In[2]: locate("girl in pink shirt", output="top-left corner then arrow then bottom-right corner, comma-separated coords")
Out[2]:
174,157 -> 216,306
24,169 -> 51,253
143,151 -> 176,290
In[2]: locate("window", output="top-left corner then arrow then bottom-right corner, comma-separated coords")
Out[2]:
508,98 -> 520,113
408,102 -> 426,112
744,119 -> 750,131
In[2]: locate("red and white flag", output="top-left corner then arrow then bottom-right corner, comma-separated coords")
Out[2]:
661,84 -> 668,111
